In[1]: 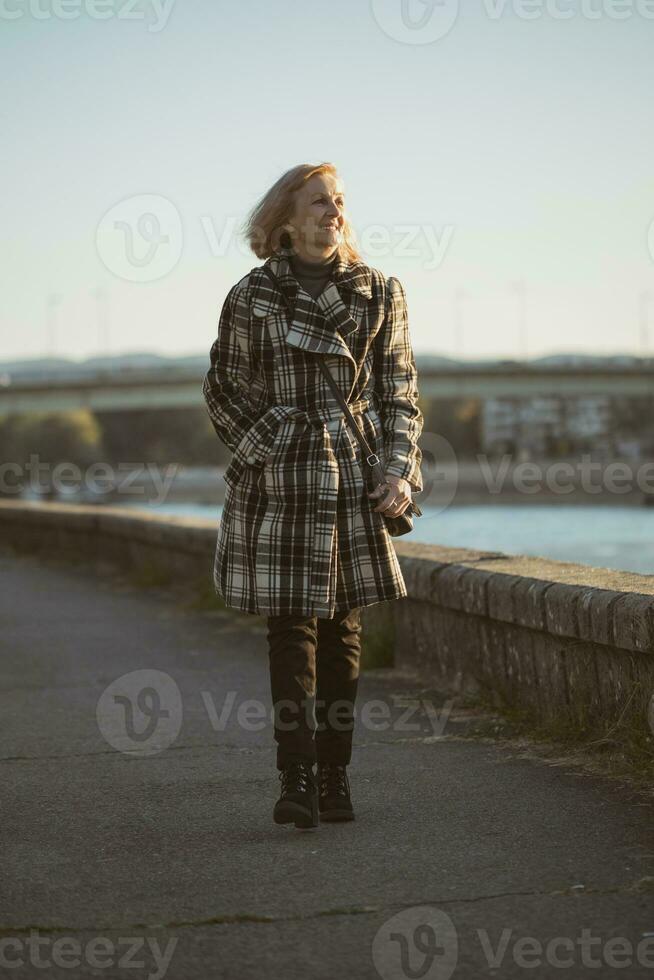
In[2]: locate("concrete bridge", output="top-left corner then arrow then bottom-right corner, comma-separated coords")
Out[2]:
3,361 -> 654,413
1,500 -> 653,977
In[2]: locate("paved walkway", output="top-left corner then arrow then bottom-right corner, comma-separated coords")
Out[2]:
1,546 -> 653,980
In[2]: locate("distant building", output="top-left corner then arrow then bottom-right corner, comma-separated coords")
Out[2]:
482,395 -> 613,457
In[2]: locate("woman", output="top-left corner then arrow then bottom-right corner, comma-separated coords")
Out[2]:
202,162 -> 423,829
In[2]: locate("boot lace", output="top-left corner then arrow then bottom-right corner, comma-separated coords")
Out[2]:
279,761 -> 314,795
318,763 -> 349,798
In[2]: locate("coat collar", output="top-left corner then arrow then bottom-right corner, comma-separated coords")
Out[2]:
250,246 -> 373,367
268,244 -> 373,301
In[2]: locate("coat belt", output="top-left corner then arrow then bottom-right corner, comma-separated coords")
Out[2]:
292,396 -> 371,427
243,398 -> 374,466
277,398 -> 372,459
259,397 -> 372,429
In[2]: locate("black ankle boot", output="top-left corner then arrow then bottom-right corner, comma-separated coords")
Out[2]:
273,760 -> 318,829
317,762 -> 355,821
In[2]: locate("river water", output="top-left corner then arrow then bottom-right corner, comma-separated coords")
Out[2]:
107,499 -> 654,576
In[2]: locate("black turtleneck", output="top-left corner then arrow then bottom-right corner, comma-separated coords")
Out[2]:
289,249 -> 337,300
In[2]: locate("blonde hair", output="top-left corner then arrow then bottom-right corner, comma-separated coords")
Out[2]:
242,162 -> 363,263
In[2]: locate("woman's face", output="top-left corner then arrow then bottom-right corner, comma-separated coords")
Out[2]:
286,173 -> 346,257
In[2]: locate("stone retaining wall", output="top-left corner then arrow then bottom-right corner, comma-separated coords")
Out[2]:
2,500 -> 652,736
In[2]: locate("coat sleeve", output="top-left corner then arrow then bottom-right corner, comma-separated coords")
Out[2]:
202,282 -> 261,454
372,276 -> 424,493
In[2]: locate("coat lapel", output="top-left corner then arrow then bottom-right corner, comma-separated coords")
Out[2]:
258,246 -> 372,363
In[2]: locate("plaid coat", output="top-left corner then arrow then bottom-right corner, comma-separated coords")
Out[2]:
202,244 -> 424,619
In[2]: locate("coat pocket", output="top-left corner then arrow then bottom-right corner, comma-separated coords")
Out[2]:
223,425 -> 269,492
261,457 -> 316,507
223,453 -> 258,492
261,428 -> 326,508
223,415 -> 294,492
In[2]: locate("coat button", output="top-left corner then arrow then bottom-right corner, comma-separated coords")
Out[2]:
246,455 -> 257,465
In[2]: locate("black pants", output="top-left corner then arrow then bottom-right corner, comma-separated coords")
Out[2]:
266,607 -> 362,770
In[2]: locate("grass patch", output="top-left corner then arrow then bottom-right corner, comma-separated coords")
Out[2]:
456,688 -> 654,795
181,576 -> 231,613
126,562 -> 233,615
127,560 -> 175,589
361,621 -> 395,670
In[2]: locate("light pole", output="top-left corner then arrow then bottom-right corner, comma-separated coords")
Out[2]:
46,292 -> 63,358
639,289 -> 653,355
510,279 -> 527,362
91,285 -> 111,354
453,286 -> 467,359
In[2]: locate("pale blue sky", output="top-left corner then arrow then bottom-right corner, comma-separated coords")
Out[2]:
2,0 -> 653,363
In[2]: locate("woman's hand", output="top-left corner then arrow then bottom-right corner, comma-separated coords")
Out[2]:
367,474 -> 412,517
